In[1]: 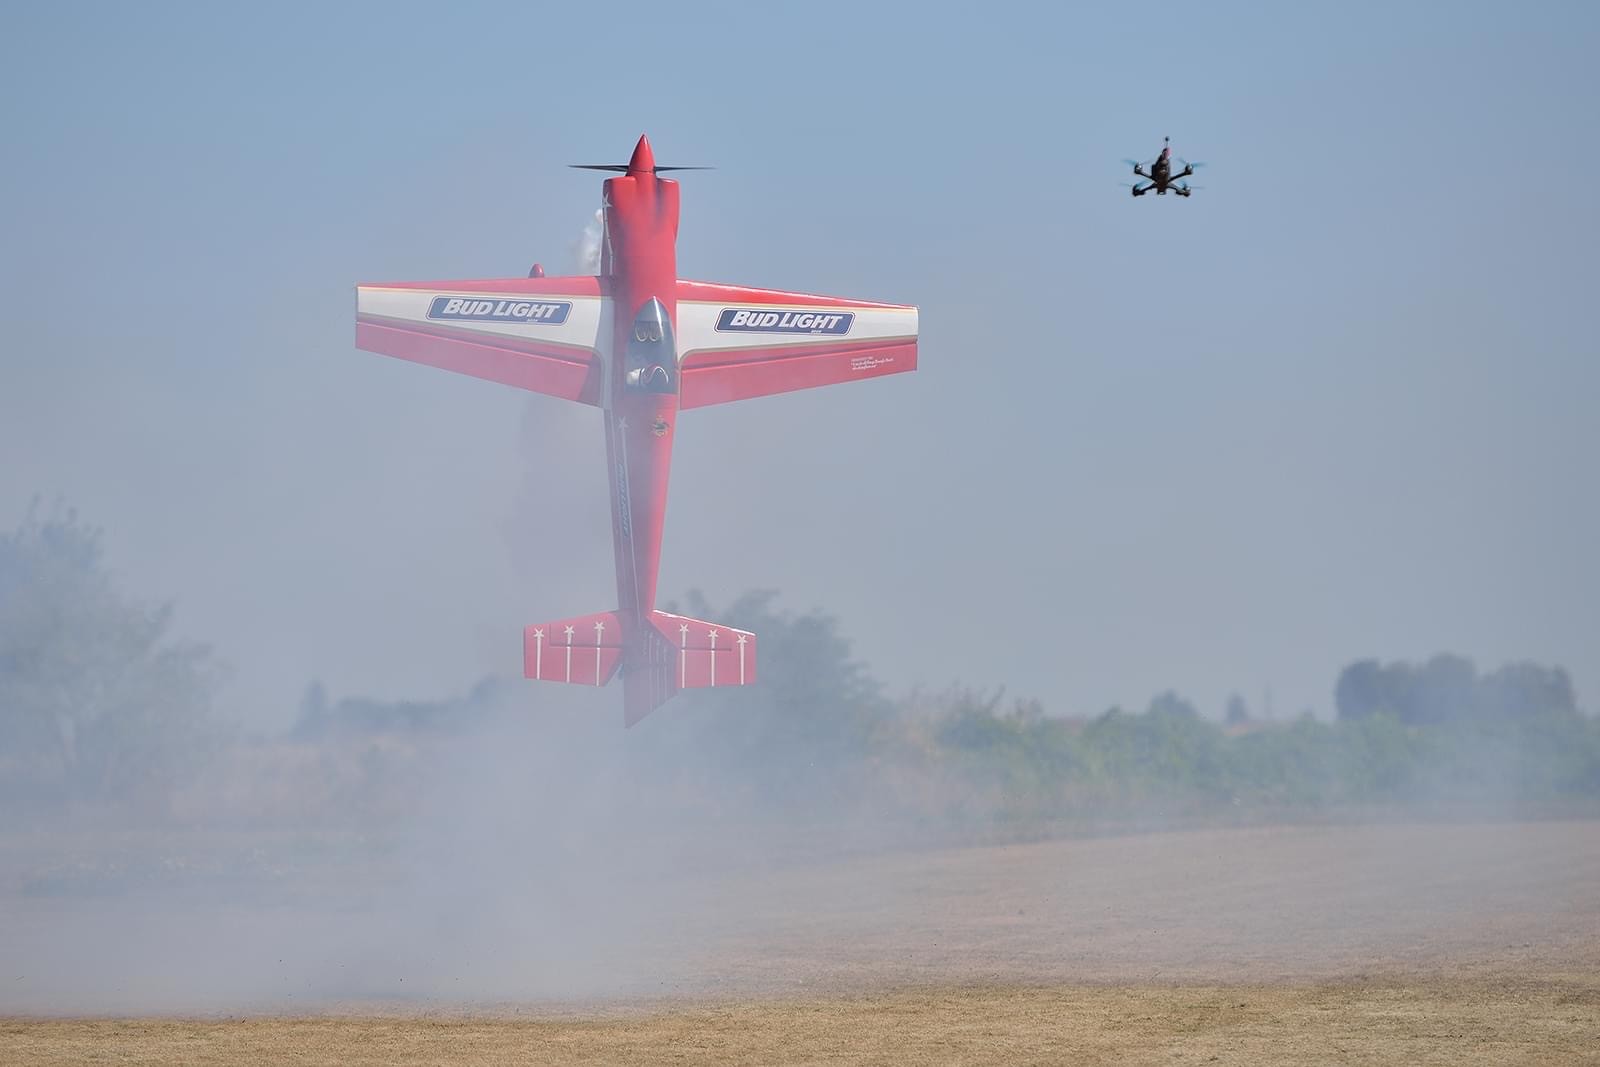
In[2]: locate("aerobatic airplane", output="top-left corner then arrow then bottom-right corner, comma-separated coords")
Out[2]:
354,135 -> 918,725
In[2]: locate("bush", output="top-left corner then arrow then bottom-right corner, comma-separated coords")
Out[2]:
0,504 -> 221,813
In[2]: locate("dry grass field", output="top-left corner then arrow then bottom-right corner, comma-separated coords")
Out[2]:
4,820 -> 1598,1064
5,978 -> 1600,1066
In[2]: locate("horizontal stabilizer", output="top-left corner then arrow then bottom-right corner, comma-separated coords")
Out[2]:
523,610 -> 623,687
622,611 -> 758,727
650,610 -> 756,690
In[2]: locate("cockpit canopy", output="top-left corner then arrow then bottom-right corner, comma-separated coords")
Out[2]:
625,297 -> 676,394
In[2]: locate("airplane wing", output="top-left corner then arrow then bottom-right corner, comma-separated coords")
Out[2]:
673,280 -> 917,409
355,277 -> 611,405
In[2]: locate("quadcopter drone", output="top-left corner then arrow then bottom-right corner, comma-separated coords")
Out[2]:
1124,137 -> 1204,197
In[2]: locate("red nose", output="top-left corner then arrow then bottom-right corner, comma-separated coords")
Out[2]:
627,134 -> 655,176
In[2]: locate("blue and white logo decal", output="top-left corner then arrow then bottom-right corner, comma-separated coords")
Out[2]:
715,308 -> 854,335
428,296 -> 572,325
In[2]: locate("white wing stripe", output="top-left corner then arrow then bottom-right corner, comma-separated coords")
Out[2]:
358,288 -> 607,352
675,302 -> 917,362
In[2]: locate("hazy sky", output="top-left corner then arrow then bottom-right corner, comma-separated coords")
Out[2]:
3,2 -> 1596,728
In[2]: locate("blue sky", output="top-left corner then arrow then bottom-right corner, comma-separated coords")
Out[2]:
3,1 -> 1596,726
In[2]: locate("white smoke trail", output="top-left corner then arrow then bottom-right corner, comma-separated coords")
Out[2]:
497,211 -> 610,625
573,209 -> 604,275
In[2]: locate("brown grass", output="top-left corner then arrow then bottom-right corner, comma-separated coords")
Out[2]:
5,977 -> 1599,1066
5,820 -> 1599,1062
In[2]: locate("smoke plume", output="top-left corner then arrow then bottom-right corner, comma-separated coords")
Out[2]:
573,209 -> 604,275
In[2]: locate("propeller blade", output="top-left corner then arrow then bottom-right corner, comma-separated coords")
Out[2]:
569,164 -> 715,174
1177,159 -> 1206,170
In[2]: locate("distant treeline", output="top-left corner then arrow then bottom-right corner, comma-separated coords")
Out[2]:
3,506 -> 1597,829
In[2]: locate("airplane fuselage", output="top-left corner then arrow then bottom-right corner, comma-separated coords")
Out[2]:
598,145 -> 682,633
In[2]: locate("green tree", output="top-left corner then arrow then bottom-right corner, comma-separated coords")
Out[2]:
660,589 -> 891,801
1336,654 -> 1577,726
0,503 -> 220,811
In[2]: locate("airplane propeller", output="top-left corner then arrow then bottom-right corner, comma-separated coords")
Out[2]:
570,164 -> 715,173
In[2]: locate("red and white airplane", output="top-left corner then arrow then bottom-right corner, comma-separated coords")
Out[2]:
355,135 -> 918,725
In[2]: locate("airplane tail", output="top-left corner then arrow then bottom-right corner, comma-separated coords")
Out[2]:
523,609 -> 756,727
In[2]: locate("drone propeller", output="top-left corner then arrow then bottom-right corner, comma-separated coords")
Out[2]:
569,164 -> 715,173
1176,159 -> 1206,171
